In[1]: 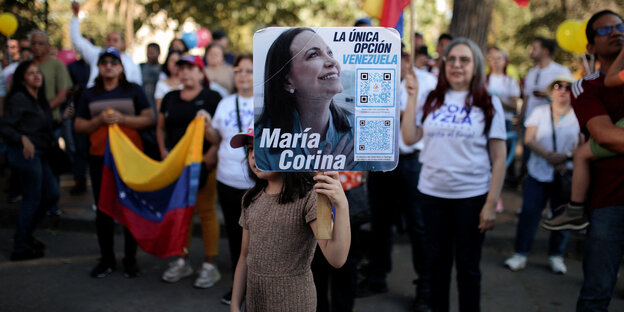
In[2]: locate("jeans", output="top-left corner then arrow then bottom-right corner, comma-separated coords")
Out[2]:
514,175 -> 569,257
312,244 -> 358,312
8,147 -> 60,253
89,155 -> 137,263
577,205 -> 624,312
217,181 -> 247,273
420,192 -> 487,312
367,152 -> 429,296
71,122 -> 88,183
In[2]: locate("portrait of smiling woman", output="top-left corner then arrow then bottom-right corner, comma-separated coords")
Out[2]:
255,27 -> 356,171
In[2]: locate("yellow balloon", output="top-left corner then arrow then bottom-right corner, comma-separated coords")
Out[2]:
0,13 -> 18,37
556,20 -> 582,53
570,19 -> 590,54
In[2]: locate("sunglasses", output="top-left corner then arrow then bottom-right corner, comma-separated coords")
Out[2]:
443,56 -> 472,65
553,83 -> 572,92
98,59 -> 121,66
595,23 -> 624,36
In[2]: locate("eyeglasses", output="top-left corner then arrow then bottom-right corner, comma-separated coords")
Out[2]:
234,69 -> 253,75
443,56 -> 472,65
553,83 -> 572,92
595,23 -> 624,36
98,59 -> 121,66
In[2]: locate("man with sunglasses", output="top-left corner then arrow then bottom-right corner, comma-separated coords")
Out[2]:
69,1 -> 142,88
569,10 -> 624,312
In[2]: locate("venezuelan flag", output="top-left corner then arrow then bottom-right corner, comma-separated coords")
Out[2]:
99,117 -> 205,258
363,0 -> 410,30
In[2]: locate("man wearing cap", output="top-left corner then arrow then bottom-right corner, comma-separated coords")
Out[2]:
70,2 -> 142,88
74,46 -> 154,279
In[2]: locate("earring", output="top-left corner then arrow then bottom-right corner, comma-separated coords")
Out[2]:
289,89 -> 295,94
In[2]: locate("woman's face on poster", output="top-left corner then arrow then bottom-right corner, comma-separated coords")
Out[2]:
285,31 -> 343,99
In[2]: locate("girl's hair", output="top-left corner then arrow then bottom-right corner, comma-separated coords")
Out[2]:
162,50 -> 182,77
94,59 -> 131,95
242,146 -> 315,208
8,60 -> 47,102
422,37 -> 495,135
257,27 -> 350,134
233,54 -> 253,67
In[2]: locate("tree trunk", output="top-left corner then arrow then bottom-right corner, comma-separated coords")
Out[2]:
449,0 -> 494,51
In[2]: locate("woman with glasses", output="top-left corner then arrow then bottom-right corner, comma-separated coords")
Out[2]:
74,47 -> 155,278
504,75 -> 580,275
402,38 -> 507,311
210,54 -> 256,304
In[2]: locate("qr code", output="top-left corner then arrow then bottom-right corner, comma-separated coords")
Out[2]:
356,69 -> 394,107
355,117 -> 394,154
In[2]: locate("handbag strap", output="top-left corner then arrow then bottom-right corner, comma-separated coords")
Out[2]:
549,106 -> 558,152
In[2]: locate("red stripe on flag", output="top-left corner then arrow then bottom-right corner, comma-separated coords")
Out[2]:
380,0 -> 410,27
99,165 -> 195,258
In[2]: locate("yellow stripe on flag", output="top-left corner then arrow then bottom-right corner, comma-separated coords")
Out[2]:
363,0 -> 383,20
108,117 -> 205,192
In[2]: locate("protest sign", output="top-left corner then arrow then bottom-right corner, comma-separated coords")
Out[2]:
253,27 -> 401,172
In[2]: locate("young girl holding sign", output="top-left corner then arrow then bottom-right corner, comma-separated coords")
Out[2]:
229,125 -> 351,312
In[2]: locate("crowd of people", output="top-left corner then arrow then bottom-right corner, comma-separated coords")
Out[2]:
0,5 -> 623,312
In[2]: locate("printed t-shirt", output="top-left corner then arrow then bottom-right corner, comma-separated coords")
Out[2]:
160,88 -> 221,152
212,94 -> 255,189
416,90 -> 507,198
524,105 -> 579,182
77,83 -> 151,155
571,71 -> 624,210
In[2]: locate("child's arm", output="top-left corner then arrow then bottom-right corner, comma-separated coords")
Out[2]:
605,47 -> 624,87
230,229 -> 250,312
310,172 -> 351,269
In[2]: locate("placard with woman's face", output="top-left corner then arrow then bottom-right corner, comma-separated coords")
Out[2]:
253,27 -> 401,172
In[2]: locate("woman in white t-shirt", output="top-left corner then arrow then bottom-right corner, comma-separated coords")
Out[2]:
154,50 -> 182,111
211,54 -> 255,303
504,75 -> 579,274
486,46 -> 521,130
402,38 -> 507,311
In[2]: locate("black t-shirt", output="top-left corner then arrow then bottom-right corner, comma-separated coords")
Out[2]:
160,88 -> 221,152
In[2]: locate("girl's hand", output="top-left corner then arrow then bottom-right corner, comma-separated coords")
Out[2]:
313,171 -> 348,210
160,149 -> 169,160
21,136 -> 35,159
479,201 -> 497,233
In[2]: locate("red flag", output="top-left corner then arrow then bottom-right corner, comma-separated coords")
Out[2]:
514,0 -> 530,8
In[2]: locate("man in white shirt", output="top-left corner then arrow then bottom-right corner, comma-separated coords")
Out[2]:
520,37 -> 571,125
69,2 -> 142,88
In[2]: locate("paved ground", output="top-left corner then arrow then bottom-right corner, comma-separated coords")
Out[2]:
1,175 -> 624,311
